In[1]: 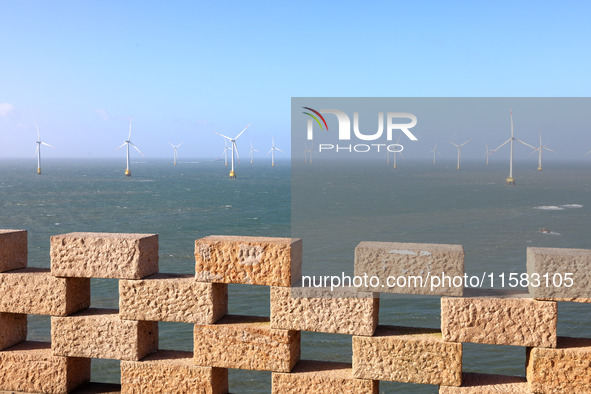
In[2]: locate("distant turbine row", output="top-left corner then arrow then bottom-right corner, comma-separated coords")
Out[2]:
31,120 -> 284,179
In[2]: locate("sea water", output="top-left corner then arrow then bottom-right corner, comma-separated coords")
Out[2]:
1,158 -> 590,393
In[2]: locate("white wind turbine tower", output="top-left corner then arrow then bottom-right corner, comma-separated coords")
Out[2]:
448,139 -> 471,170
115,118 -> 144,177
216,124 -> 249,179
169,142 -> 183,166
392,135 -> 404,169
221,140 -> 230,167
530,135 -> 554,171
484,143 -> 493,165
34,122 -> 55,175
493,108 -> 535,185
304,144 -> 314,164
249,142 -> 259,164
268,136 -> 284,167
428,143 -> 439,165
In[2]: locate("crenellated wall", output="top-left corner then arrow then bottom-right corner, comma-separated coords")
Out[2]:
0,229 -> 589,393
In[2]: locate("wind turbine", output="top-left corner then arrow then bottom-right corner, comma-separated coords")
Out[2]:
115,118 -> 144,177
484,143 -> 494,165
493,108 -> 535,185
221,140 -> 230,166
268,136 -> 284,167
249,142 -> 259,164
216,124 -> 249,178
428,143 -> 439,165
304,144 -> 314,164
448,139 -> 470,170
169,142 -> 183,166
392,135 -> 404,169
34,122 -> 55,175
530,135 -> 554,171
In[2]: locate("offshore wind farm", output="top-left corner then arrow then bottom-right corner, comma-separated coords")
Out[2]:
15,105 -> 591,186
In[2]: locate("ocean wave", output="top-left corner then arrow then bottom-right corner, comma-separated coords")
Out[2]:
561,204 -> 583,208
534,206 -> 564,210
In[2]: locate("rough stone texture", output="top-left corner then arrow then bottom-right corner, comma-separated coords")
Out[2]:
0,341 -> 90,393
50,232 -> 158,279
195,236 -> 302,286
272,360 -> 378,394
354,241 -> 464,296
270,287 -> 378,336
0,230 -> 27,273
441,297 -> 557,348
52,308 -> 158,361
439,373 -> 529,393
527,246 -> 591,301
352,325 -> 462,386
0,268 -> 89,316
121,350 -> 227,394
194,314 -> 300,372
120,274 -> 227,324
0,313 -> 26,350
526,337 -> 591,393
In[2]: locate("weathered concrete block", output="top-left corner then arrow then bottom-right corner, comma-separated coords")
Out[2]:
120,274 -> 227,324
0,268 -> 89,316
270,287 -> 378,336
195,236 -> 302,286
52,308 -> 158,361
0,313 -> 26,350
194,315 -> 300,372
121,350 -> 227,394
439,373 -> 529,393
441,297 -> 557,348
0,229 -> 27,273
354,241 -> 464,296
352,326 -> 462,386
50,232 -> 158,279
272,360 -> 378,394
526,337 -> 591,393
527,247 -> 591,301
0,341 -> 90,393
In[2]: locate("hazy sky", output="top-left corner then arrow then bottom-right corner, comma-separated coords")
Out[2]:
1,1 -> 590,160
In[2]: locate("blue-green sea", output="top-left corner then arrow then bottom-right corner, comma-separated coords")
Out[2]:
1,158 -> 590,393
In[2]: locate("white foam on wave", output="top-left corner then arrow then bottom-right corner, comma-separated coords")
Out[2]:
561,204 -> 583,208
534,206 -> 564,211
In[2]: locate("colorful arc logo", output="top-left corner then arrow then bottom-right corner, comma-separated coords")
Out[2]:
302,107 -> 329,131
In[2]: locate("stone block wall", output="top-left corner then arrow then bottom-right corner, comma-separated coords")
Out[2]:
0,229 -> 589,393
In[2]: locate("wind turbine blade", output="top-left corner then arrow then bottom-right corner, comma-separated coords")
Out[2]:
215,132 -> 232,140
268,148 -> 273,155
544,147 -> 555,153
234,123 -> 250,140
34,145 -> 39,156
35,121 -> 40,140
448,141 -> 459,148
115,142 -> 127,150
276,147 -> 285,153
128,118 -> 132,140
516,138 -> 536,150
234,142 -> 240,162
528,149 -> 537,156
41,142 -> 56,149
460,139 -> 471,147
272,136 -> 275,147
129,142 -> 144,157
493,139 -> 510,151
177,142 -> 183,148
169,142 -> 175,147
